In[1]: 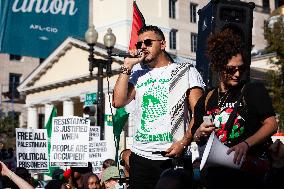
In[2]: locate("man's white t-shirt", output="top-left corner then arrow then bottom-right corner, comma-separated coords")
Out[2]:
129,63 -> 204,160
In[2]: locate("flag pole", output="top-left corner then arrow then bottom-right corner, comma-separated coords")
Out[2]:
113,0 -> 146,165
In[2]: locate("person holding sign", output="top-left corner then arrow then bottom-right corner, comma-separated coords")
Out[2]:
113,25 -> 205,189
0,161 -> 34,189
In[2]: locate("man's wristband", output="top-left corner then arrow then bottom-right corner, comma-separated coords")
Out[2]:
120,65 -> 131,75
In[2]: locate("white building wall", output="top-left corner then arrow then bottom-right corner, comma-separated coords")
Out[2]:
93,0 -> 271,59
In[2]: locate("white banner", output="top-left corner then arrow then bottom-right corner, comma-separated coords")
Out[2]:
16,128 -> 48,172
89,126 -> 109,174
50,116 -> 90,167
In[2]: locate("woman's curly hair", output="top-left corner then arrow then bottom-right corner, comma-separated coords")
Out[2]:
206,28 -> 246,72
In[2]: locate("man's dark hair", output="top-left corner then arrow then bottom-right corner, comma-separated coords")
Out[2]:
102,159 -> 116,169
137,25 -> 165,40
52,168 -> 64,180
155,168 -> 192,189
71,162 -> 93,174
45,179 -> 65,189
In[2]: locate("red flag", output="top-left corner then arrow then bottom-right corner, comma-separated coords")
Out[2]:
129,1 -> 146,50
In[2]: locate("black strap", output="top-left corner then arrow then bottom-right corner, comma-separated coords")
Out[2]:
204,89 -> 215,112
224,85 -> 246,132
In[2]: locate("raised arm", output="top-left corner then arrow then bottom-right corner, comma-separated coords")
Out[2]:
0,161 -> 34,189
113,51 -> 145,108
113,74 -> 135,108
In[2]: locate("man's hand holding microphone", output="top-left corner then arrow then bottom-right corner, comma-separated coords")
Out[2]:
120,49 -> 145,75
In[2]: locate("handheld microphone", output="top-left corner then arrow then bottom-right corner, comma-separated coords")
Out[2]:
111,50 -> 142,58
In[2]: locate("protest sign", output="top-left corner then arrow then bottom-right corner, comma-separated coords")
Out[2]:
89,126 -> 108,174
50,116 -> 90,167
16,128 -> 48,172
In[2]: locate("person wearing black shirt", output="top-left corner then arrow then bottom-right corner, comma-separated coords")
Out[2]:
191,28 -> 278,189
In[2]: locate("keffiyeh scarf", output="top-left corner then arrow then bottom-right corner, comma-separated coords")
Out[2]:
169,62 -> 193,142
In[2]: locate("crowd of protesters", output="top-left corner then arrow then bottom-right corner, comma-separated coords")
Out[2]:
0,155 -> 127,189
0,141 -> 283,189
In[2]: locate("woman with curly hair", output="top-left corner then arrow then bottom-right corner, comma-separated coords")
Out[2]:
191,28 -> 278,189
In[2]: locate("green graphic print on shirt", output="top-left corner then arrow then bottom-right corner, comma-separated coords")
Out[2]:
135,78 -> 173,142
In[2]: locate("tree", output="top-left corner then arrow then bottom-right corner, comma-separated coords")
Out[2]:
264,16 -> 284,131
0,114 -> 18,148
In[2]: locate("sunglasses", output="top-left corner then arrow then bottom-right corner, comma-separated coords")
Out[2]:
135,39 -> 162,49
225,65 -> 246,74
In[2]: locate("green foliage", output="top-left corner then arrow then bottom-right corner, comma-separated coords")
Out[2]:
0,115 -> 18,148
0,115 -> 18,133
264,16 -> 284,131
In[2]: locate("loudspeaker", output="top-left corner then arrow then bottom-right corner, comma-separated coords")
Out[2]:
196,0 -> 255,88
200,132 -> 244,170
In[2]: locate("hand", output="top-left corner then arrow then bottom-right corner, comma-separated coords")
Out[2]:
124,49 -> 146,70
165,140 -> 187,158
194,122 -> 215,141
227,141 -> 249,165
0,161 -> 11,177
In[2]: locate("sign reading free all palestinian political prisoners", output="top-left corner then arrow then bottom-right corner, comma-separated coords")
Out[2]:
50,116 -> 90,167
0,0 -> 88,58
16,128 -> 48,172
